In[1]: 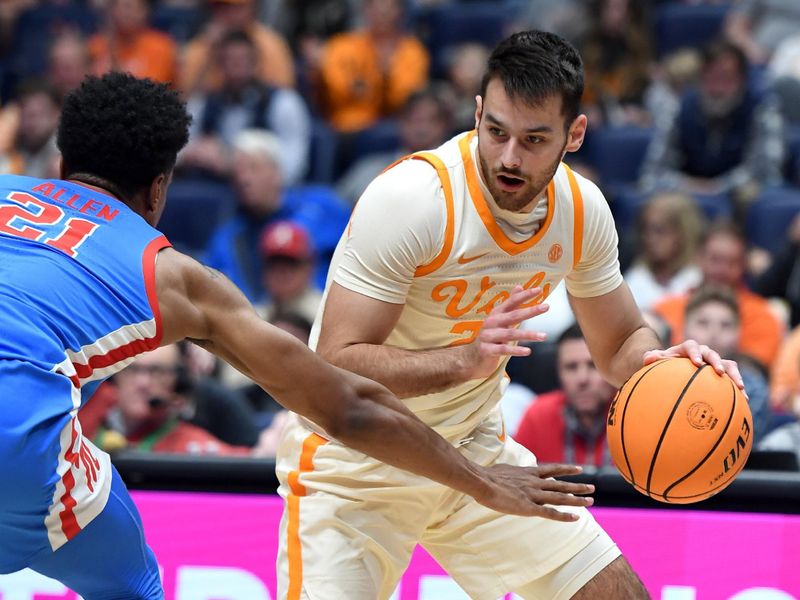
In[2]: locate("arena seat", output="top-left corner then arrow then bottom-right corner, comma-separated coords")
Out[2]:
584,126 -> 654,188
150,5 -> 203,44
612,187 -> 732,233
784,126 -> 800,183
305,119 -> 339,184
351,119 -> 401,162
654,2 -> 731,58
506,341 -> 559,395
159,178 -> 237,257
416,2 -> 514,76
746,187 -> 800,254
6,3 -> 97,84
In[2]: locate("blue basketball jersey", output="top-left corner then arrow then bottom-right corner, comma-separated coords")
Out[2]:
0,174 -> 171,400
0,174 -> 172,562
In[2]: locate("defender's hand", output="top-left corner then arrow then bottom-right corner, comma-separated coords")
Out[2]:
474,463 -> 595,520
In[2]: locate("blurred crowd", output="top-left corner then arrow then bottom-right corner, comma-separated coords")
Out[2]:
2,0 -> 800,469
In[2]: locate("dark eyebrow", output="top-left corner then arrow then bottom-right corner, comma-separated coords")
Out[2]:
485,112 -> 553,134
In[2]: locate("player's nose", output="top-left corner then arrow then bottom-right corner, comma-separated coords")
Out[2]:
500,140 -> 522,170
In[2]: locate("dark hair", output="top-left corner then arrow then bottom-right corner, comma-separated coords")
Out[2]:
702,39 -> 748,78
700,219 -> 745,249
401,85 -> 451,123
219,29 -> 256,52
557,322 -> 585,346
57,72 -> 191,199
480,30 -> 584,126
15,78 -> 61,107
685,284 -> 740,322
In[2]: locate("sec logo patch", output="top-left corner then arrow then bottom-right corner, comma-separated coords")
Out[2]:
548,243 -> 563,263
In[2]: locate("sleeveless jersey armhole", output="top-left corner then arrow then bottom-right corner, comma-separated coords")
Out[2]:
563,163 -> 584,269
407,152 -> 455,277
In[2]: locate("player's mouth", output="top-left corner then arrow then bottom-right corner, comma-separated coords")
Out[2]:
496,173 -> 525,192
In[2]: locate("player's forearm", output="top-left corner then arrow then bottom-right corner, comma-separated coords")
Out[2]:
322,342 -> 472,399
606,325 -> 662,387
244,340 -> 493,499
328,373 -> 493,500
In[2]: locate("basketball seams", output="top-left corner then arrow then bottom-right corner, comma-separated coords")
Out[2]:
645,365 -> 709,499
618,360 -> 670,487
644,448 -> 748,502
662,448 -> 749,501
661,376 -> 737,501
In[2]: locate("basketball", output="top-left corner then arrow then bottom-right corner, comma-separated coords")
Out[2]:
606,357 -> 752,504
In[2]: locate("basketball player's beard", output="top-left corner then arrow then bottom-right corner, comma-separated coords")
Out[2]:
478,146 -> 565,213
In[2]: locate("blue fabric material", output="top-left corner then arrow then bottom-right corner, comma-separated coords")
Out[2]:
204,185 -> 350,301
676,89 -> 761,178
27,467 -> 163,600
0,174 -> 167,591
0,175 -> 165,373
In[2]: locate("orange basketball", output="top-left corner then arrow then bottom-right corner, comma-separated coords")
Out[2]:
606,357 -> 752,504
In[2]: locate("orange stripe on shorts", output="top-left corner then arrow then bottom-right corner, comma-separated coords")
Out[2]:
287,432 -> 328,600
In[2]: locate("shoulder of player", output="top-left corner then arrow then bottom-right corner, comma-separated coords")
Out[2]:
557,163 -> 607,207
360,157 -> 448,214
155,247 -> 237,308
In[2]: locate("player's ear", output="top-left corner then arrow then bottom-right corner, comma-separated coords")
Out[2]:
474,95 -> 483,130
564,114 -> 587,154
146,173 -> 168,216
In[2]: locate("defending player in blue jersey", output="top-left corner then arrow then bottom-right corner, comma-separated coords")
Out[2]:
0,73 -> 604,598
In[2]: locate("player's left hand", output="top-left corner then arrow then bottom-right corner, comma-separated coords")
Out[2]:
642,339 -> 745,392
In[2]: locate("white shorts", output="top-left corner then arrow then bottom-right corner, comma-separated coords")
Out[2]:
275,410 -> 620,600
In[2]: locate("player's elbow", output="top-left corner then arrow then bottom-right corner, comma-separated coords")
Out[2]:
336,396 -> 376,441
324,385 -> 397,445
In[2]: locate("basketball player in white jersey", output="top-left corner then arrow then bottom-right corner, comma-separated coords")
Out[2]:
275,31 -> 745,599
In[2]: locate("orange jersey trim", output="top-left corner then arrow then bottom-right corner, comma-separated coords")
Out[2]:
459,131 -> 555,256
286,432 -> 328,600
360,153 -> 456,278
563,163 -> 584,269
411,152 -> 456,277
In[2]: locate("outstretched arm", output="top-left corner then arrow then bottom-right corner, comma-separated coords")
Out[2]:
569,282 -> 744,389
154,249 -> 593,519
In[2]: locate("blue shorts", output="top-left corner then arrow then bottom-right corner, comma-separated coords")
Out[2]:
27,467 -> 163,599
0,360 -> 162,599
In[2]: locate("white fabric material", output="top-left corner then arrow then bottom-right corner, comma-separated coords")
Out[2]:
65,318 -> 157,385
44,358 -> 111,551
311,131 -> 622,442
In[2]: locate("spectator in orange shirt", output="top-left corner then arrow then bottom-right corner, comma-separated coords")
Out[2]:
88,0 -> 177,84
770,325 -> 800,410
652,220 -> 784,367
515,324 -> 616,467
180,0 -> 295,95
316,0 -> 430,132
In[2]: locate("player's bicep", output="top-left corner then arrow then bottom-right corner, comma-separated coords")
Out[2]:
316,282 -> 405,359
156,249 -> 262,360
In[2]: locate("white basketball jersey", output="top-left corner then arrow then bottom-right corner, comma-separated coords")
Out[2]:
313,131 -> 612,442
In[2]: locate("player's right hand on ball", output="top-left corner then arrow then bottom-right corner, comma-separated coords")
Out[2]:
475,463 -> 595,520
462,286 -> 549,380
